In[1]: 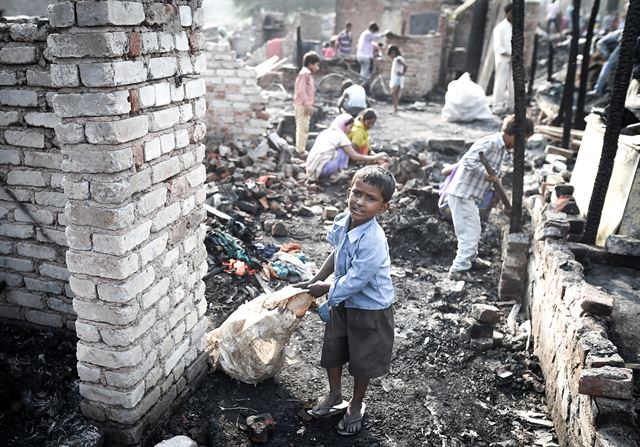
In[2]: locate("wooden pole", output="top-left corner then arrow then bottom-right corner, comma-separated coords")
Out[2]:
510,0 -> 527,233
561,0 -> 582,147
575,0 -> 600,130
527,33 -> 539,104
583,1 -> 640,244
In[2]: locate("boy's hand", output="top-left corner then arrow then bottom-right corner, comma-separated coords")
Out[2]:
484,173 -> 497,183
307,281 -> 331,298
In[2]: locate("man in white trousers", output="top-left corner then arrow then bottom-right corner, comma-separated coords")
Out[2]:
492,3 -> 514,115
446,115 -> 534,280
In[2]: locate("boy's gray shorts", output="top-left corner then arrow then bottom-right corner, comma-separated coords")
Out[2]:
320,305 -> 394,379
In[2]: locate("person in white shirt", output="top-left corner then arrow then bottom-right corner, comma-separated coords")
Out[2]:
338,80 -> 369,117
356,22 -> 386,78
492,4 -> 513,115
546,0 -> 561,34
387,45 -> 407,115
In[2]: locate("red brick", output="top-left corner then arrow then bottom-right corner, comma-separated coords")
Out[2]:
128,32 -> 141,58
578,367 -> 633,400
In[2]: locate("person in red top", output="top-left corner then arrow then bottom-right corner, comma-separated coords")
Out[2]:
294,51 -> 321,155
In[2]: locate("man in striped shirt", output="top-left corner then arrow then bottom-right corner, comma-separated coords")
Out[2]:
336,22 -> 353,57
447,115 -> 534,280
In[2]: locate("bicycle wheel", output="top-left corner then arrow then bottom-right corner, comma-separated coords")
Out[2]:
317,73 -> 350,95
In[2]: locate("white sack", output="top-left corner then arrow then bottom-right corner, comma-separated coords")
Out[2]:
441,72 -> 494,122
207,286 -> 314,384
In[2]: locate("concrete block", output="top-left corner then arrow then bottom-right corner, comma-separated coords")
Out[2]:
63,146 -> 133,174
145,3 -> 178,26
17,242 -> 57,260
93,220 -> 152,256
0,71 -> 18,86
47,2 -> 76,28
24,151 -> 64,170
141,32 -> 158,54
0,111 -> 20,126
104,351 -> 157,389
148,57 -> 177,79
75,321 -> 101,342
77,342 -> 143,369
471,304 -> 501,324
25,277 -> 63,294
4,130 -> 45,149
151,157 -> 181,184
8,290 -> 44,308
0,46 -> 37,64
24,112 -> 61,129
76,1 -> 145,26
55,122 -> 85,144
67,250 -> 139,280
151,202 -> 181,232
175,32 -> 189,51
184,78 -> 205,99
9,23 -> 48,42
97,265 -> 155,305
47,32 -> 128,58
25,310 -> 64,328
50,64 -> 79,87
79,61 -> 147,87
66,202 -> 135,230
77,363 -> 101,382
137,187 -> 167,216
100,310 -> 156,347
157,33 -> 174,53
39,263 -> 71,280
139,232 -> 169,266
73,298 -> 139,325
579,367 -> 634,400
605,235 -> 640,257
7,170 -> 46,187
0,149 -> 21,165
0,89 -> 38,107
0,223 -> 34,239
149,107 -> 180,132
53,91 -> 131,117
179,6 -> 192,26
142,277 -> 170,309
160,133 -> 175,153
85,115 -> 149,144
26,69 -> 53,87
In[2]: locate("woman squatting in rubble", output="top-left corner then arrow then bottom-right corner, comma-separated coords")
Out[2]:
305,114 -> 388,182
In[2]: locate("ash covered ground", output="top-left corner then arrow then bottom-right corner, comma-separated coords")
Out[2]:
0,99 -> 558,447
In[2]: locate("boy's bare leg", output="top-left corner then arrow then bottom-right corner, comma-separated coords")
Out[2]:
315,367 -> 343,408
347,376 -> 369,417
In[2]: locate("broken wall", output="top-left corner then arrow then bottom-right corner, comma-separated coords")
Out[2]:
379,33 -> 442,99
0,18 -> 73,329
525,197 -> 637,447
204,41 -> 269,143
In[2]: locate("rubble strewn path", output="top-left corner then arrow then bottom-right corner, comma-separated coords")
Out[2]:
161,101 -> 558,446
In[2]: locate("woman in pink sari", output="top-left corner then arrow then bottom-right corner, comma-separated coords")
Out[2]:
306,114 -> 388,181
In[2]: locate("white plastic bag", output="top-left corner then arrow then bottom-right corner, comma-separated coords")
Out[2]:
441,73 -> 494,122
207,286 -> 315,384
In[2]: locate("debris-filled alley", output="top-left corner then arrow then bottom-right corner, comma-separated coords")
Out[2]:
0,1 -> 639,447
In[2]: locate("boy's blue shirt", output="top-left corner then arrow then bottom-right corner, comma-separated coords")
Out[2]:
326,211 -> 394,309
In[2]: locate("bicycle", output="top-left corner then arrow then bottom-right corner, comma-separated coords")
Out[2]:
317,56 -> 389,99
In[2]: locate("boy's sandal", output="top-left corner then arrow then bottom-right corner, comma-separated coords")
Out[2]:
336,402 -> 366,436
306,400 -> 349,419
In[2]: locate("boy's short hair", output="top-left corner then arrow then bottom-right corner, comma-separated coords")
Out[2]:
369,22 -> 380,32
346,22 -> 352,28
303,51 -> 321,67
502,114 -> 535,136
504,3 -> 513,14
341,79 -> 354,92
387,45 -> 401,56
352,166 -> 396,202
361,108 -> 377,121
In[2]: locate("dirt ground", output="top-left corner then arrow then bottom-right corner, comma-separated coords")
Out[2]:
0,99 -> 558,447
160,99 -> 558,447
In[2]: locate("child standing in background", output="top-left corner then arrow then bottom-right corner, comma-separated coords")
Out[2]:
294,51 -> 321,155
387,45 -> 406,115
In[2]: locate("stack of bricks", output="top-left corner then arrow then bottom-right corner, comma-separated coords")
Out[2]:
526,195 -> 636,447
498,231 -> 530,301
0,18 -> 74,329
204,41 -> 269,143
464,303 -> 502,351
46,1 -> 209,443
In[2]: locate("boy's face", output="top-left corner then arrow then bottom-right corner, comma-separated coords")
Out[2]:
363,118 -> 376,129
348,178 -> 389,228
309,62 -> 321,73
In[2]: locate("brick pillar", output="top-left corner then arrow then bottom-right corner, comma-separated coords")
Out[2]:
47,2 -> 208,444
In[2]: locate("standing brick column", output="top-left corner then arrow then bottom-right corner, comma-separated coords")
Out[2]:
47,2 -> 208,444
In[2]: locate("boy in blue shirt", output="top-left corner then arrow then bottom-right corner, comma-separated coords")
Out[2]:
300,166 -> 396,436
